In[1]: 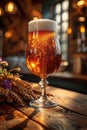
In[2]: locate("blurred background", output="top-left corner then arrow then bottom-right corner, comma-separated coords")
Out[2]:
0,0 -> 87,76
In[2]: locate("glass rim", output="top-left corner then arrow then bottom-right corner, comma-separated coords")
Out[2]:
28,19 -> 57,24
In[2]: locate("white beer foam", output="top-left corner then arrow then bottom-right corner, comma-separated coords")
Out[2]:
28,19 -> 57,32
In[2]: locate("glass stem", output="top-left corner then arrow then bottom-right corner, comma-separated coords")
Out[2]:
39,78 -> 48,101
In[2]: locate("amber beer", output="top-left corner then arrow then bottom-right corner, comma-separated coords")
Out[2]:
26,19 -> 61,78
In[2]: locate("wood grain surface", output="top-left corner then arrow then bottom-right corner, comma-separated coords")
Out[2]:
19,106 -> 87,130
18,84 -> 87,130
0,83 -> 87,130
29,83 -> 87,116
47,86 -> 87,116
0,104 -> 28,130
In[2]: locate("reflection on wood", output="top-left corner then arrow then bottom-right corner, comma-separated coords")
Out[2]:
0,84 -> 87,130
0,104 -> 28,130
47,86 -> 87,116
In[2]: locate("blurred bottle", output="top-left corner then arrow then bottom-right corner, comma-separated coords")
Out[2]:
77,25 -> 87,53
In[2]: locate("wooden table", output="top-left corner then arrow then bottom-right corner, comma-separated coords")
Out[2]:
0,83 -> 87,130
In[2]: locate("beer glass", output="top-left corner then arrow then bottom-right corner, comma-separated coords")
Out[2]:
26,19 -> 61,108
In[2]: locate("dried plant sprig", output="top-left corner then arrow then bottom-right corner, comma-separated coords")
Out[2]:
0,61 -> 8,67
9,67 -> 21,73
13,79 -> 39,99
0,61 -> 52,107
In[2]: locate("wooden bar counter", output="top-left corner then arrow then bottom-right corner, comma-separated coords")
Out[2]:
0,83 -> 87,130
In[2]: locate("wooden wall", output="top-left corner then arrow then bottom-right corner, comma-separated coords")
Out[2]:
1,0 -> 42,57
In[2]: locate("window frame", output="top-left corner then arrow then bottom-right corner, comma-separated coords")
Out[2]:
53,0 -> 69,60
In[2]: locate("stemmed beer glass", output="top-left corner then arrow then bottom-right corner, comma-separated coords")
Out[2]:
26,19 -> 61,108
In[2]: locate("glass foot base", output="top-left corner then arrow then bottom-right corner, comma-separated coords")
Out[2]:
29,99 -> 58,108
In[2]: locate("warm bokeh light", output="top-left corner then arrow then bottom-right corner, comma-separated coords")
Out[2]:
0,7 -> 4,16
62,61 -> 68,66
77,0 -> 85,6
63,61 -> 68,66
33,17 -> 39,20
5,31 -> 13,38
78,17 -> 85,22
5,1 -> 16,13
67,27 -> 72,34
80,25 -> 85,33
